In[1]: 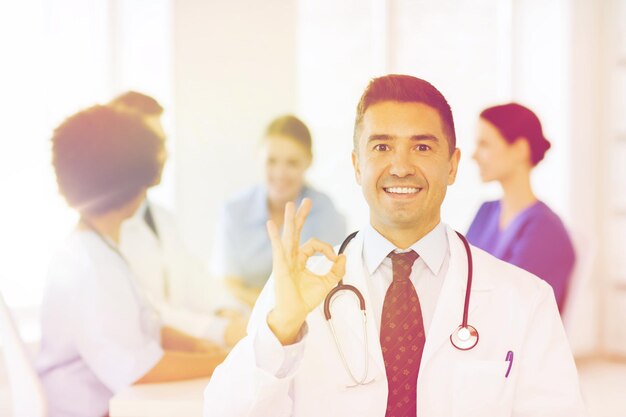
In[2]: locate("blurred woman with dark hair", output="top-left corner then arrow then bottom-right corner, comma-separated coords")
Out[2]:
212,115 -> 346,307
37,106 -> 227,417
467,103 -> 575,311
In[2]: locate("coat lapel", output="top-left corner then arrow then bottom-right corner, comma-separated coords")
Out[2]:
419,226 -> 495,368
323,227 -> 497,385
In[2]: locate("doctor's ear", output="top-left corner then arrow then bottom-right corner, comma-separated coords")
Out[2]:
447,148 -> 461,185
351,151 -> 362,185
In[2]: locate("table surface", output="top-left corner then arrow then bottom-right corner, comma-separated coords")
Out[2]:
109,377 -> 210,417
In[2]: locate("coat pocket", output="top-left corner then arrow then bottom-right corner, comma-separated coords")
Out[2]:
451,360 -> 511,417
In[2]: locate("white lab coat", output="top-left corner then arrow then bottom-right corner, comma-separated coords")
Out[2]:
37,230 -> 164,417
120,202 -> 239,342
204,226 -> 586,417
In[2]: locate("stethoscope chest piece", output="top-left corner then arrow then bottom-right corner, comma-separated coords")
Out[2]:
450,324 -> 479,351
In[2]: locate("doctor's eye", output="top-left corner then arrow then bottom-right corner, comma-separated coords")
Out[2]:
373,144 -> 390,152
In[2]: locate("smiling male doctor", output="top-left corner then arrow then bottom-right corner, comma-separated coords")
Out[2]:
204,74 -> 586,417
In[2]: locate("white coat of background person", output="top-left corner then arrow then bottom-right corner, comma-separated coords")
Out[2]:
203,75 -> 586,417
38,105 -> 228,417
110,91 -> 247,348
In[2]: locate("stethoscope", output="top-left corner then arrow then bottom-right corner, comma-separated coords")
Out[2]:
323,230 -> 479,387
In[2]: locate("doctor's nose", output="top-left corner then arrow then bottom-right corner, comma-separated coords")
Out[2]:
388,150 -> 416,177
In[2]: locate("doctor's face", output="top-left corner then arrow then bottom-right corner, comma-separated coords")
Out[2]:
352,101 -> 460,236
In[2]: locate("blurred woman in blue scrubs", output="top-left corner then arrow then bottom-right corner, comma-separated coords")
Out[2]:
467,103 -> 575,311
37,106 -> 227,417
212,115 -> 346,306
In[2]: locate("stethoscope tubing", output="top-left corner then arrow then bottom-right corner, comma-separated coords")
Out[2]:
454,231 -> 473,329
324,229 -> 477,349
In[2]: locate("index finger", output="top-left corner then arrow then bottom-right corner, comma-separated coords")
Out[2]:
266,220 -> 288,274
281,201 -> 296,257
297,238 -> 338,271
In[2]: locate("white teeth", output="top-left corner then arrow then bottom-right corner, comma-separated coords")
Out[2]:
385,187 -> 419,194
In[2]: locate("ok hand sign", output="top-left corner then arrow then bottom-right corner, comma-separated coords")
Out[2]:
266,198 -> 346,345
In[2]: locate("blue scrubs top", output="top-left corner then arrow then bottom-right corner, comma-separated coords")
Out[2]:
212,184 -> 347,288
466,200 -> 576,311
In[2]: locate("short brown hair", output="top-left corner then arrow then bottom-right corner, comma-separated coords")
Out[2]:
51,105 -> 162,216
353,74 -> 456,154
109,91 -> 163,116
264,115 -> 312,156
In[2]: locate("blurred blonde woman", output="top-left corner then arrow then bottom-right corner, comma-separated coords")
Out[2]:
212,115 -> 346,306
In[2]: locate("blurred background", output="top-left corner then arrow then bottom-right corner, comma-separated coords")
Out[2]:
0,0 -> 624,415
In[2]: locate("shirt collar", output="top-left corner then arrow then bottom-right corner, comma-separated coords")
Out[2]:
362,222 -> 448,276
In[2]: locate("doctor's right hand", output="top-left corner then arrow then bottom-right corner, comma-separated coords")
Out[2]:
266,198 -> 346,345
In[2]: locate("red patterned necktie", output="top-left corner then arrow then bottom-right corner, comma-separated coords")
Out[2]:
380,250 -> 425,417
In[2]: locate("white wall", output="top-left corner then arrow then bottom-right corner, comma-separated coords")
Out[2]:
111,0 -> 175,207
510,0 -> 571,221
0,0 -> 174,307
565,0 -> 604,356
296,0 -> 377,232
598,0 -> 626,356
0,0 -> 111,308
297,0 -> 573,232
172,0 -> 298,258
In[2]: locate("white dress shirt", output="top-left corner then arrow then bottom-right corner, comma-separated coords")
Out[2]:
362,222 -> 449,334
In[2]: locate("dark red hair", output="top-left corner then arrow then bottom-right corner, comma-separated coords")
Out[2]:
480,103 -> 551,166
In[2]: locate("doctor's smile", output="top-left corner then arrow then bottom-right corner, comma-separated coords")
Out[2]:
383,187 -> 422,195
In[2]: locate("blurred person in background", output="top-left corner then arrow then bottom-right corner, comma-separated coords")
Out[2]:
37,105 -> 228,417
467,103 -> 575,311
212,115 -> 346,307
110,91 -> 246,348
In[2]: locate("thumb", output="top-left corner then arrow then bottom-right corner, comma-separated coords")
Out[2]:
327,253 -> 346,285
